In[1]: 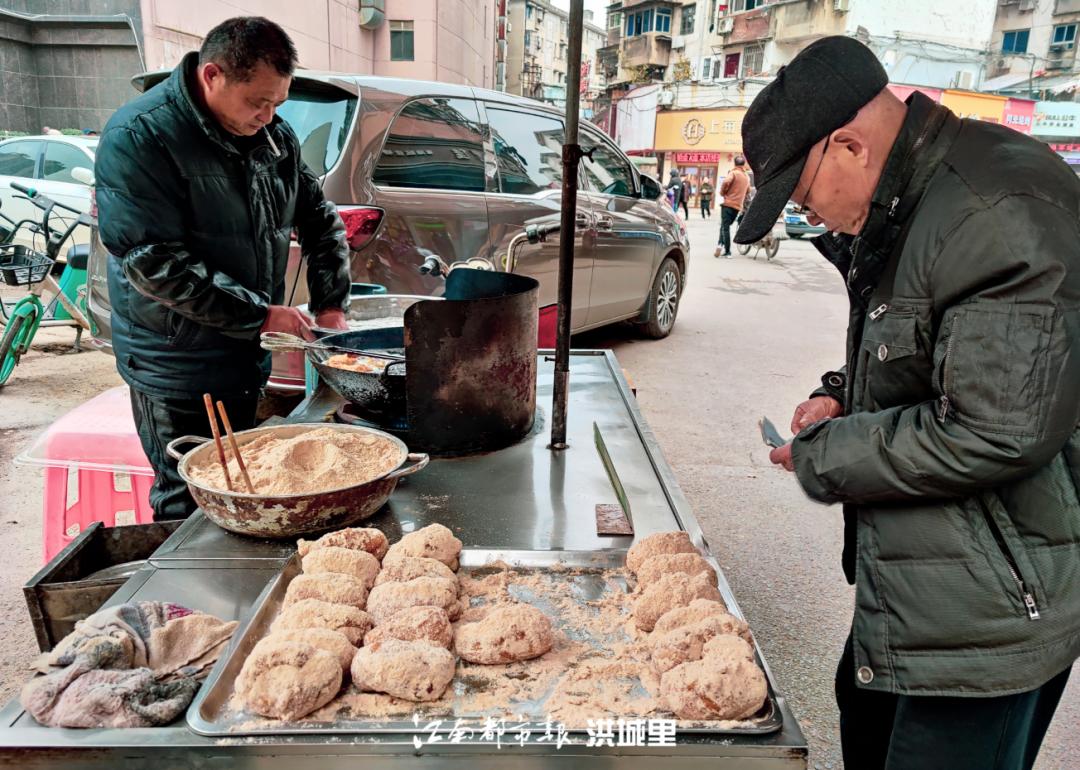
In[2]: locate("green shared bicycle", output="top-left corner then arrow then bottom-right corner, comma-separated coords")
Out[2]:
0,181 -> 92,387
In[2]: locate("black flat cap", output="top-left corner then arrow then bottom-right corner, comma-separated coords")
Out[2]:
734,36 -> 888,244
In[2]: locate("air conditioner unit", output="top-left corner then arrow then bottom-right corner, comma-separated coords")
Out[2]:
718,17 -> 733,33
657,90 -> 675,106
833,0 -> 849,11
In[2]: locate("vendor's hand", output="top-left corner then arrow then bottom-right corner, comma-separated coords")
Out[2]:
261,305 -> 315,341
315,307 -> 349,331
769,442 -> 794,472
790,396 -> 843,434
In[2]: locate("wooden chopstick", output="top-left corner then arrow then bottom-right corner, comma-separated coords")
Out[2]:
216,400 -> 256,494
203,393 -> 234,492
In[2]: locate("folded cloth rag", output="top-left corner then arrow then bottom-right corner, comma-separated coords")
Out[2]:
22,601 -> 237,728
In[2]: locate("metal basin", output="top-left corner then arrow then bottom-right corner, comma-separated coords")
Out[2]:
165,423 -> 428,538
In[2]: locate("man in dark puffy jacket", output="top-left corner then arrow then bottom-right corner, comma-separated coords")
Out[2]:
96,17 -> 351,520
737,37 -> 1080,769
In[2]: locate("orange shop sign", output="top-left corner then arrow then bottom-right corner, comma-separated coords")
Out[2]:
941,90 -> 1006,124
654,108 -> 746,153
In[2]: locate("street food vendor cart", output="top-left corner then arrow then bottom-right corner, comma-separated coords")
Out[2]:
0,352 -> 807,768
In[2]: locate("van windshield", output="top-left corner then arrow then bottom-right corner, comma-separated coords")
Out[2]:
278,87 -> 357,176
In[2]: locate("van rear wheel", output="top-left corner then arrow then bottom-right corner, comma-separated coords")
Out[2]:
639,257 -> 681,339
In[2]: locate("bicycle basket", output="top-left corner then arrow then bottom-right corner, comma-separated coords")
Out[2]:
0,245 -> 53,286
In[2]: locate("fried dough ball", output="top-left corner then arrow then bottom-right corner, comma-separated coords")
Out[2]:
454,603 -> 554,664
301,546 -> 381,589
363,606 -> 454,649
236,641 -> 341,720
375,555 -> 456,586
366,577 -> 461,624
271,599 -> 373,646
283,573 -> 369,611
625,531 -> 699,575
384,524 -> 462,570
631,572 -> 722,632
351,639 -> 456,702
297,527 -> 389,561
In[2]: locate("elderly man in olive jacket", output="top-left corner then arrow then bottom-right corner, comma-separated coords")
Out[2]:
737,37 -> 1080,770
96,17 -> 351,520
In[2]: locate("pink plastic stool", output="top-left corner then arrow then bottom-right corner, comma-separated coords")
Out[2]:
16,386 -> 155,563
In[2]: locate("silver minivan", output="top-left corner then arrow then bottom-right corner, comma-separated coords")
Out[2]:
87,72 -> 690,390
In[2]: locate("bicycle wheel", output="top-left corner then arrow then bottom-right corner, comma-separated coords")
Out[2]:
0,303 -> 40,387
765,238 -> 780,261
737,242 -> 751,256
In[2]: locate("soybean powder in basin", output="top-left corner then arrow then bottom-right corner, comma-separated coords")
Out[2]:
188,427 -> 400,495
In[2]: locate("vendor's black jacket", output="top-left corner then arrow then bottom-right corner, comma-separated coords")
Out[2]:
793,92 -> 1080,696
95,52 -> 350,398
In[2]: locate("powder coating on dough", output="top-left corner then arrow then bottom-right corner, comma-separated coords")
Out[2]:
659,634 -> 766,720
363,606 -> 454,649
251,628 -> 356,673
351,639 -> 456,702
302,547 -> 381,589
271,599 -> 373,646
625,531 -> 698,575
366,577 -> 461,624
635,552 -> 717,589
631,572 -> 722,632
384,523 -> 462,570
297,528 -> 389,561
375,555 -> 456,586
235,641 -> 342,721
283,573 -> 369,611
454,603 -> 554,665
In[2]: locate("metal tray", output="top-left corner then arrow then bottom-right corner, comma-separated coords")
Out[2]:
187,549 -> 783,737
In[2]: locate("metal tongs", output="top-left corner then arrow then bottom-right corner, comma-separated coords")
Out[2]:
259,332 -> 405,363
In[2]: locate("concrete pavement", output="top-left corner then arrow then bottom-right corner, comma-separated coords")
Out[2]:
577,212 -> 1078,769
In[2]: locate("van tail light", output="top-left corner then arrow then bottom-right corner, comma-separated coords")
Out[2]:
88,185 -> 98,221
338,206 -> 384,251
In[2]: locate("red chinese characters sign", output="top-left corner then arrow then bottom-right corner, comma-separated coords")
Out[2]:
674,152 -> 721,164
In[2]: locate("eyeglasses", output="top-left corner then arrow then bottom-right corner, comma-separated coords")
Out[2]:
792,132 -> 832,217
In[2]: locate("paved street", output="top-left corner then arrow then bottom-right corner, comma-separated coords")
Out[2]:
579,213 -> 1079,769
0,217 -> 1075,767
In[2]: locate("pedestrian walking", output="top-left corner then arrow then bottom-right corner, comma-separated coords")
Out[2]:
678,177 -> 690,219
741,36 -> 1080,770
715,156 -> 749,257
666,168 -> 684,215
699,178 -> 713,218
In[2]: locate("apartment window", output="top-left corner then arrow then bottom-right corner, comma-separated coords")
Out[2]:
1002,29 -> 1029,53
732,0 -> 765,11
373,98 -> 485,191
712,58 -> 722,79
626,8 -> 663,36
680,5 -> 695,34
390,20 -> 414,61
524,30 -> 532,49
1053,24 -> 1076,45
656,8 -> 672,33
525,3 -> 533,19
609,11 -> 621,29
700,56 -> 712,80
741,45 -> 764,76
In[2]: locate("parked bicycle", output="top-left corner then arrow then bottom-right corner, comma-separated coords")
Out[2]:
0,182 -> 92,387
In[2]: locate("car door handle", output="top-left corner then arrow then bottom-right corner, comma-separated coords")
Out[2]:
595,215 -> 614,231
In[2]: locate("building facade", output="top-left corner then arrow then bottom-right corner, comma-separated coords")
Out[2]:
986,0 -> 1080,100
0,0 -> 497,134
505,0 -> 605,110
